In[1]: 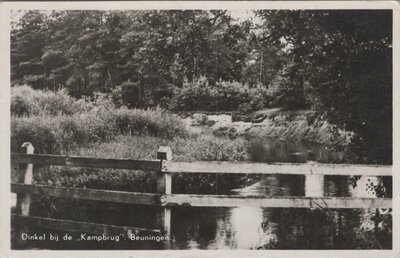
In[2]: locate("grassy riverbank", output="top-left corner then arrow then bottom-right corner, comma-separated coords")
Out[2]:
11,85 -> 352,189
11,85 -> 250,191
10,86 -> 390,251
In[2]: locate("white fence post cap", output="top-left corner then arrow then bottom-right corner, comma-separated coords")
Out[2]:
157,146 -> 172,160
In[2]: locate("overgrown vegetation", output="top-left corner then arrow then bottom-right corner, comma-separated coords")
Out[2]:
11,86 -> 254,248
11,85 -> 251,193
170,76 -> 270,113
11,85 -> 188,154
10,9 -> 392,250
11,10 -> 392,164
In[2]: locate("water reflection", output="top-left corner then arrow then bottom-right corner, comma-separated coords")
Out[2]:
171,176 -> 391,249
169,137 -> 392,250
247,137 -> 344,163
22,137 -> 392,250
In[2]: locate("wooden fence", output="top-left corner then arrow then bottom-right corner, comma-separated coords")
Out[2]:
11,142 -> 392,246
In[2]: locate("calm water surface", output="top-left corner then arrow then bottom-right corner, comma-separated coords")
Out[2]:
20,138 -> 392,250
169,138 -> 392,249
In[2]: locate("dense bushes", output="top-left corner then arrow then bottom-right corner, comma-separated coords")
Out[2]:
112,108 -> 187,138
11,85 -> 251,200
11,85 -> 92,117
171,77 -> 270,113
268,79 -> 309,110
11,85 -> 188,154
12,78 -> 274,116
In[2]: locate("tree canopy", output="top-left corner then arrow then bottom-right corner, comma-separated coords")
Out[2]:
257,10 -> 392,164
11,10 -> 392,164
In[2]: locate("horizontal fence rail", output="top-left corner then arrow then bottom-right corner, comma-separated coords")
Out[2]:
12,153 -> 392,176
165,161 -> 392,176
12,214 -> 161,235
11,183 -> 392,209
10,143 -> 393,247
162,194 -> 392,209
11,153 -> 161,171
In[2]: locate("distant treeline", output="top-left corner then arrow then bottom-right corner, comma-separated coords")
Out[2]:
11,10 -> 392,164
11,10 -> 283,101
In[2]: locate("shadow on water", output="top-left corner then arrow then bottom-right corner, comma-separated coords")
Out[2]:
247,137 -> 344,163
169,137 -> 392,250
13,137 -> 392,250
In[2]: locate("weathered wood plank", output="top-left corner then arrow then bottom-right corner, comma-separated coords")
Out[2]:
305,174 -> 324,197
166,161 -> 392,176
161,194 -> 392,209
156,146 -> 172,242
16,143 -> 34,216
15,143 -> 34,248
11,153 -> 161,171
11,183 -> 160,206
11,214 -> 161,235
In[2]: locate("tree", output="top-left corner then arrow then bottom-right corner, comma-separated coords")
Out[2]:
11,11 -> 48,87
257,10 -> 392,164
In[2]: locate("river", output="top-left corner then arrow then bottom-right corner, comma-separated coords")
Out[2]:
18,138 -> 392,250
169,137 -> 392,249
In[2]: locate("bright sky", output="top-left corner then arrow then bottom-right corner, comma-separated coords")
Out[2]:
230,10 -> 260,23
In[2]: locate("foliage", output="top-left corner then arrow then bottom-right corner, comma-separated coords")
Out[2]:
111,80 -> 176,109
268,63 -> 309,110
257,10 -> 392,164
171,76 -> 270,112
73,134 -> 248,162
24,133 -> 249,205
11,10 -> 256,100
11,85 -> 93,117
11,10 -> 393,163
11,86 -> 188,154
261,208 -> 391,249
111,108 -> 188,139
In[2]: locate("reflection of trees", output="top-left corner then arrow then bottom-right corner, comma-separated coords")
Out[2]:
262,209 -> 357,249
260,207 -> 391,249
257,164 -> 392,249
171,207 -> 217,249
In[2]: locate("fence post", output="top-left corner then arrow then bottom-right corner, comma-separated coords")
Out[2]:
304,151 -> 324,198
15,142 -> 34,247
156,146 -> 172,244
305,174 -> 324,197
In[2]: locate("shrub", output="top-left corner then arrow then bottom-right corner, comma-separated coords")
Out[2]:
110,108 -> 188,139
11,85 -> 93,117
11,86 -> 189,153
59,113 -> 115,146
11,115 -> 60,154
11,85 -> 42,116
171,77 -> 270,112
170,76 -> 216,111
11,107 -> 188,154
11,114 -> 115,154
37,89 -> 92,116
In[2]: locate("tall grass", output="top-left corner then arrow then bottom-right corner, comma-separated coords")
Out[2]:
11,85 -> 188,154
11,85 -> 252,241
11,85 -> 92,117
73,134 -> 249,162
32,134 -> 249,196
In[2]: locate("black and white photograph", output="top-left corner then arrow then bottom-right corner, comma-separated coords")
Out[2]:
2,1 -> 398,255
